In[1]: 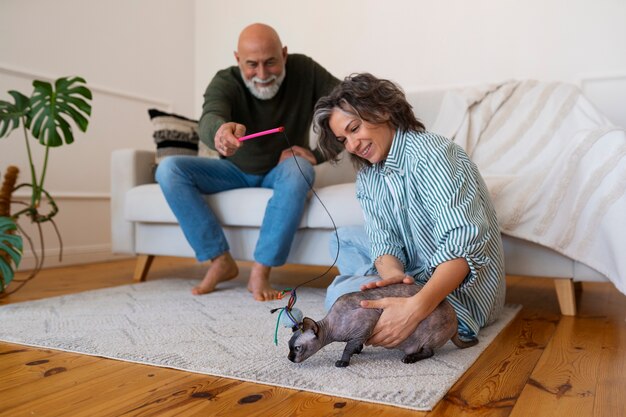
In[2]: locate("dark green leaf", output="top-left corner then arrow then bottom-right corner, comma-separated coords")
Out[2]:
29,76 -> 92,147
58,116 -> 73,145
0,216 -> 23,287
0,91 -> 30,139
56,101 -> 89,131
64,85 -> 93,101
1,261 -> 14,290
0,240 -> 22,265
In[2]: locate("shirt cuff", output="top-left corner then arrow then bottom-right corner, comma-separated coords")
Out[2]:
370,246 -> 408,274
430,244 -> 490,288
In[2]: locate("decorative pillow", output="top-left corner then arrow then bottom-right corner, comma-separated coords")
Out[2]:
148,108 -> 200,163
147,109 -> 220,181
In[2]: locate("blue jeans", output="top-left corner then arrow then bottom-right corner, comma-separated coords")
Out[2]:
326,225 -> 377,310
329,225 -> 373,276
155,155 -> 315,266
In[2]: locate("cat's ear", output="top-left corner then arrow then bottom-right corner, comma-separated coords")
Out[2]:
301,317 -> 319,335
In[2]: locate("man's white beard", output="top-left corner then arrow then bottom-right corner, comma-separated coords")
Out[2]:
243,69 -> 286,100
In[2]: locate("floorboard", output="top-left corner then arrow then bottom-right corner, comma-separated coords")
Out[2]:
1,257 -> 624,416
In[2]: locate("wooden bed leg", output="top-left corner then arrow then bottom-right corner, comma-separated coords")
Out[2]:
134,255 -> 155,282
554,278 -> 577,316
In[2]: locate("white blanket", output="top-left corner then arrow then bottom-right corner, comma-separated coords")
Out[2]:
431,80 -> 626,295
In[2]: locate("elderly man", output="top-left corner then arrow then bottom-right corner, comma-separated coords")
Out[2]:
156,23 -> 338,300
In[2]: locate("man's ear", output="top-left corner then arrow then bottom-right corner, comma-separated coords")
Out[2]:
234,51 -> 240,64
301,317 -> 318,335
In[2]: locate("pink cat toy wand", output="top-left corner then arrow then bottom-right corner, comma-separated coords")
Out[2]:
238,126 -> 285,142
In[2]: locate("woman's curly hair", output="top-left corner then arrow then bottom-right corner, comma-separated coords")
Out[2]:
314,73 -> 424,169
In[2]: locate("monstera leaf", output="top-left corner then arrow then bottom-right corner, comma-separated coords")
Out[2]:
0,76 -> 92,295
0,90 -> 30,138
0,216 -> 23,291
29,76 -> 92,147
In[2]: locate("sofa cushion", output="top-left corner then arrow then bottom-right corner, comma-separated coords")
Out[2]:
205,188 -> 308,228
304,176 -> 514,230
312,153 -> 357,188
124,184 -> 307,228
306,183 -> 363,228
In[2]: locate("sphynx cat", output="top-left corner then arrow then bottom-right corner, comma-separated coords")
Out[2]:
288,283 -> 478,367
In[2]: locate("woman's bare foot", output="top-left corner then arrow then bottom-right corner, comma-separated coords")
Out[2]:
192,252 -> 239,295
247,262 -> 281,301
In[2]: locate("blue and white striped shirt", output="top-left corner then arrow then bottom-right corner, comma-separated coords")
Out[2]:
356,130 -> 506,336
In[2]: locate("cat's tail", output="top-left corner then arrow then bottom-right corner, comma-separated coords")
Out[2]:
451,333 -> 479,349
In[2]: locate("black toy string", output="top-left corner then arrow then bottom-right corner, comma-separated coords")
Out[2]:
269,130 -> 341,341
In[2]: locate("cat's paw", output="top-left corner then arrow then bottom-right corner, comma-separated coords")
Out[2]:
335,360 -> 350,368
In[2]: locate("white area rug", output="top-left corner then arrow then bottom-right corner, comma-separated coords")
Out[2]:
0,279 -> 520,411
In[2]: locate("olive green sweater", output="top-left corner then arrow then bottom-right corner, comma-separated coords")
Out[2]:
198,54 -> 339,174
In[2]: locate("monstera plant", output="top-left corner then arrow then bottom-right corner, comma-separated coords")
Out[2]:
0,76 -> 92,295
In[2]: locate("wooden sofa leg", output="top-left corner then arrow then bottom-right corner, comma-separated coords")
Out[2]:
134,255 -> 155,282
554,278 -> 577,316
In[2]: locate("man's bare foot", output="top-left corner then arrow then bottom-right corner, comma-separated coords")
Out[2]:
247,262 -> 281,301
192,252 -> 239,295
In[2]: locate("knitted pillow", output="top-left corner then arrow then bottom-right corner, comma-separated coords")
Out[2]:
148,109 -> 200,163
147,110 -> 220,183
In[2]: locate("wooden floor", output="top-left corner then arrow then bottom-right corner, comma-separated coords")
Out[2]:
1,257 -> 624,417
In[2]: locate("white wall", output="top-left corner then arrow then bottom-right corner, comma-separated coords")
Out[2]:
2,0 -> 625,270
0,0 -> 195,269
195,0 -> 626,121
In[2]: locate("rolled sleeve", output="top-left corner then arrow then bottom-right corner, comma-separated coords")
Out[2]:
430,238 -> 491,288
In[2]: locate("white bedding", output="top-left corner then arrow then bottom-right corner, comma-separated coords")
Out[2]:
431,80 -> 626,295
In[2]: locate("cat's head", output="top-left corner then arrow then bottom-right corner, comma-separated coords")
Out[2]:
287,317 -> 323,363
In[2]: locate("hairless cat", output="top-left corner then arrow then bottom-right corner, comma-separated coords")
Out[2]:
288,283 -> 478,367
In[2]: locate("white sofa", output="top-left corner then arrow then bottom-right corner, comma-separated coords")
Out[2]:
111,89 -> 609,316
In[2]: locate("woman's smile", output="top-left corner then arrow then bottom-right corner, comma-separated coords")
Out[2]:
359,143 -> 372,159
328,109 -> 395,164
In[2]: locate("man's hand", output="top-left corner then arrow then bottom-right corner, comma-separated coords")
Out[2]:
278,145 -> 316,165
215,122 -> 245,156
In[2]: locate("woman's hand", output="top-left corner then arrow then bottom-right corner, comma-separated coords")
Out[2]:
360,295 -> 427,348
360,258 -> 470,348
360,275 -> 413,291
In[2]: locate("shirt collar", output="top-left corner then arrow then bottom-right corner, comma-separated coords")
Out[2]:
378,129 -> 406,175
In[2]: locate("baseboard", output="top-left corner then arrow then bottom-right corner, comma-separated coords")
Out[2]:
17,244 -> 132,271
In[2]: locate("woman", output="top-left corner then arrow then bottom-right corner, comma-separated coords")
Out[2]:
313,73 -> 505,348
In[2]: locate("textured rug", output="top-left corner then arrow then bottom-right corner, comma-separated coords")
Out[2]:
0,279 -> 520,411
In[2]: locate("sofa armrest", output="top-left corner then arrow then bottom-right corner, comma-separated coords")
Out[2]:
111,149 -> 156,254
